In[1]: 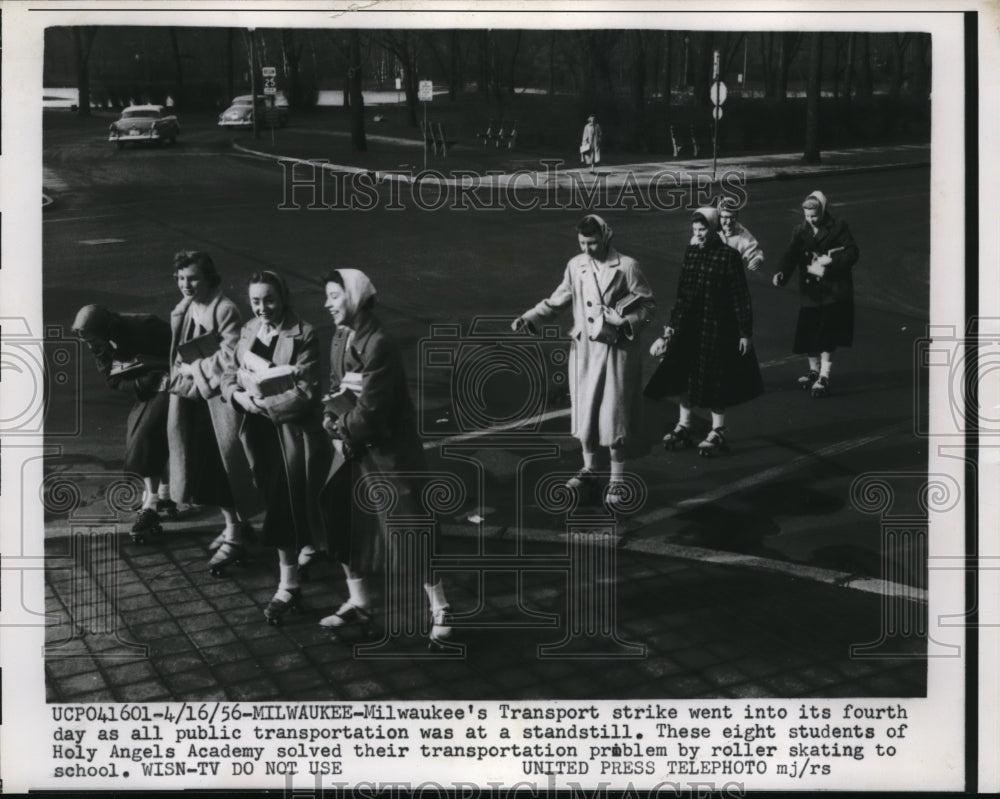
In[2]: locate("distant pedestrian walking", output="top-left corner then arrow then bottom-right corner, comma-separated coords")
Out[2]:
644,207 -> 763,456
72,305 -> 175,540
718,198 -> 765,272
772,190 -> 860,397
580,114 -> 602,174
513,214 -> 656,506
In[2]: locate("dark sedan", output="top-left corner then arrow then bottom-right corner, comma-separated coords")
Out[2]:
108,105 -> 180,148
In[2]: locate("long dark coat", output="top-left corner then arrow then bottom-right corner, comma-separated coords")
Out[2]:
166,291 -> 259,517
221,313 -> 332,551
778,213 -> 860,352
645,236 -> 763,408
87,313 -> 171,477
321,312 -> 426,574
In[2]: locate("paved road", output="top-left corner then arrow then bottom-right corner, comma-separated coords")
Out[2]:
42,110 -> 930,585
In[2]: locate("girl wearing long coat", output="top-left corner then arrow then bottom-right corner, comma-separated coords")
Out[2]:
514,214 -> 655,505
166,251 -> 258,564
318,268 -> 453,646
773,190 -> 860,396
645,207 -> 763,455
579,115 -> 602,174
72,305 -> 174,539
221,271 -> 332,622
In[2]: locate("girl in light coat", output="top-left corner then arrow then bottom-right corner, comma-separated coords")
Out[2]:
513,215 -> 655,506
166,251 -> 258,569
222,271 -> 332,623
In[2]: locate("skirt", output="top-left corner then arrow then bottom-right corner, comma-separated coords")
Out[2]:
173,396 -> 234,508
123,392 -> 169,478
242,414 -> 298,549
792,300 -> 854,353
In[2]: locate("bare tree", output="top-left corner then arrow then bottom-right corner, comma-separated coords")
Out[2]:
349,30 -> 366,151
802,32 -> 823,164
376,31 -> 420,126
72,27 -> 99,116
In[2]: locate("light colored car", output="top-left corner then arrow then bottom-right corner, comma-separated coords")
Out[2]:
218,94 -> 290,128
108,105 -> 180,148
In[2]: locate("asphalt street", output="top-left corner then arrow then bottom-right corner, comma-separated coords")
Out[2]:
41,110 -> 930,584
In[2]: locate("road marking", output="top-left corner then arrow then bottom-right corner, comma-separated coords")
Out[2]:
423,407 -> 570,449
42,168 -> 70,192
78,238 -> 126,246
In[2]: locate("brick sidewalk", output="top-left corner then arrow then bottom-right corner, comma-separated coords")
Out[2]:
44,523 -> 925,703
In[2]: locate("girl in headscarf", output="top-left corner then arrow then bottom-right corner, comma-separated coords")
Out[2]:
221,271 -> 332,622
645,207 -> 763,455
580,114 -> 602,175
513,214 -> 656,505
72,304 -> 174,541
318,269 -> 454,647
166,251 -> 259,569
772,190 -> 860,397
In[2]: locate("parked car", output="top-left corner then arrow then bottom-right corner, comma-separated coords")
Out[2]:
108,105 -> 180,148
218,94 -> 290,128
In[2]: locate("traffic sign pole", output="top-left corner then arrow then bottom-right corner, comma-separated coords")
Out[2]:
709,73 -> 728,182
418,80 -> 433,171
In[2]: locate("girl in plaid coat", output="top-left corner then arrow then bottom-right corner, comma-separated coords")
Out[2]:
644,207 -> 763,455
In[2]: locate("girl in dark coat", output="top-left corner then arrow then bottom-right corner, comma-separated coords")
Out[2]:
772,190 -> 860,397
72,305 -> 174,539
318,268 -> 453,647
645,207 -> 763,455
222,271 -> 332,622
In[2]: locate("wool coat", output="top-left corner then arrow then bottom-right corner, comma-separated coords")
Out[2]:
221,313 -> 332,551
87,313 -> 171,477
521,247 -> 655,454
645,235 -> 763,408
166,291 -> 259,517
321,311 -> 427,574
580,120 -> 602,166
777,214 -> 859,307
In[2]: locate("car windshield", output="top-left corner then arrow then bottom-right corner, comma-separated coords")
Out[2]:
122,109 -> 160,119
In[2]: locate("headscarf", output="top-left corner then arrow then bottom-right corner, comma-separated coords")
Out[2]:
72,305 -> 115,340
692,206 -> 721,234
580,213 -> 614,247
803,190 -> 828,216
332,268 -> 377,326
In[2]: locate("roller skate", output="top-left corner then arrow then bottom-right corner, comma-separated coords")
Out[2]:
662,424 -> 694,451
798,370 -> 819,390
319,602 -> 374,641
603,481 -> 628,513
697,427 -> 729,457
129,508 -> 162,544
565,468 -> 599,502
810,375 -> 829,398
208,540 -> 248,577
263,588 -> 303,626
155,497 -> 179,520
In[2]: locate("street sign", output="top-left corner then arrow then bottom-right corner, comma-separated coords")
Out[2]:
395,77 -> 402,91
710,81 -> 728,106
418,80 -> 433,102
712,50 -> 721,80
262,66 -> 277,96
712,106 -> 724,121
262,66 -> 276,78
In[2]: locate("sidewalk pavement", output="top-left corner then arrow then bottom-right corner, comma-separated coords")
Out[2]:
232,135 -> 929,188
44,492 -> 925,703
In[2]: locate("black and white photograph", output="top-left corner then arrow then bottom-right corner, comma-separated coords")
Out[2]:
0,1 -> 995,794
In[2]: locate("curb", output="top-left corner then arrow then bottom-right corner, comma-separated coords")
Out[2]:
42,193 -> 54,208
231,140 -> 929,189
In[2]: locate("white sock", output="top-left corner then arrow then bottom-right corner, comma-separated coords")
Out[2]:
279,563 -> 300,592
581,450 -> 596,471
610,460 -> 625,482
808,356 -> 820,374
141,492 -> 157,510
711,412 -> 726,430
347,577 -> 370,609
820,352 -> 833,379
157,484 -> 170,500
678,405 -> 692,427
424,582 -> 449,613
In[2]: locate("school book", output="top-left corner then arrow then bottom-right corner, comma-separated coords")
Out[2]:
109,354 -> 170,377
322,388 -> 358,418
614,292 -> 646,317
177,332 -> 221,364
240,350 -> 297,398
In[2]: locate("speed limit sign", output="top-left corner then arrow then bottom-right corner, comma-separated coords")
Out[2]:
262,66 -> 277,95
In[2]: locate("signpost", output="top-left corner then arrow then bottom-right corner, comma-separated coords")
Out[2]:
262,66 -> 277,144
418,80 -> 433,171
710,50 -> 726,181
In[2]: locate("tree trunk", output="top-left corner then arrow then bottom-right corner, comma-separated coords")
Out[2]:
802,32 -> 822,164
548,31 -> 557,96
349,31 -> 366,151
887,33 -> 912,102
908,34 -> 930,99
844,32 -> 855,98
478,30 -> 489,94
169,28 -> 183,104
281,31 -> 303,109
226,29 -> 235,103
73,27 -> 99,117
857,33 -> 873,99
629,31 -> 647,150
449,30 -> 461,100
507,31 -> 522,96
